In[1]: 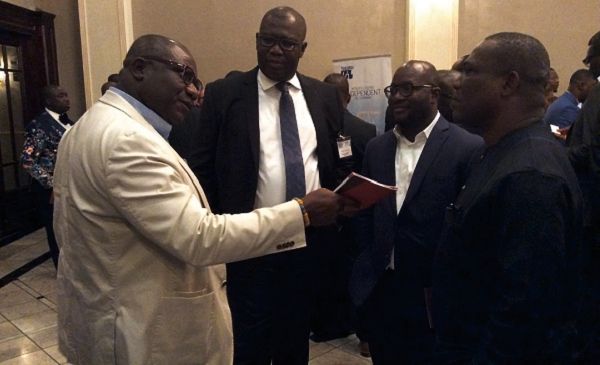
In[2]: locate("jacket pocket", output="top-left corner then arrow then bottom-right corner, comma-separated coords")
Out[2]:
149,290 -> 215,364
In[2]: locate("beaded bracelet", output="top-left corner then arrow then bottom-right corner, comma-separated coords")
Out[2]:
293,197 -> 311,227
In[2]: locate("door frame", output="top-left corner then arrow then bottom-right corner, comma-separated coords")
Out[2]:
0,1 -> 58,244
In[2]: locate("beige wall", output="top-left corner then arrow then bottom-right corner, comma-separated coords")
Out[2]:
78,0 -> 133,107
35,0 -> 86,119
459,0 -> 600,94
132,0 -> 406,84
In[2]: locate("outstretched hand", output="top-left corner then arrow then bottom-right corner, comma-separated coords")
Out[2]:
302,189 -> 362,226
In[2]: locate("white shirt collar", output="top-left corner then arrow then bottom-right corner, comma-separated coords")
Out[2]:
257,69 -> 302,92
45,107 -> 70,130
393,111 -> 440,144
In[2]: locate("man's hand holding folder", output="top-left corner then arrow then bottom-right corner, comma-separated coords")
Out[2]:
334,172 -> 397,210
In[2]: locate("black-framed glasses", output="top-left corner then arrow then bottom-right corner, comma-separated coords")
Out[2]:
141,55 -> 203,90
256,33 -> 302,51
384,83 -> 435,98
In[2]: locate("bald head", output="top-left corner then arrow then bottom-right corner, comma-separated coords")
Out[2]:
117,34 -> 198,125
123,34 -> 191,65
323,73 -> 350,108
260,6 -> 306,40
402,60 -> 438,84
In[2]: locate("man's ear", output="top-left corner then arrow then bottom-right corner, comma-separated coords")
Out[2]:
128,58 -> 147,81
501,71 -> 520,96
298,42 -> 307,58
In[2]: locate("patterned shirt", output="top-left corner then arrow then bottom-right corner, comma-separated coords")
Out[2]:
21,111 -> 67,189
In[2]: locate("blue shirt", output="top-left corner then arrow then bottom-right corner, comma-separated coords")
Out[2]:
110,86 -> 172,140
543,91 -> 580,129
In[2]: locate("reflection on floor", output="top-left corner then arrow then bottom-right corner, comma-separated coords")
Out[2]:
0,229 -> 372,364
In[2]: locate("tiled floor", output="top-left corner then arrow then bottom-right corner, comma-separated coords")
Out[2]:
0,229 -> 371,364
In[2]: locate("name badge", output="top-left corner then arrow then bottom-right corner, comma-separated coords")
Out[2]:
337,135 -> 352,159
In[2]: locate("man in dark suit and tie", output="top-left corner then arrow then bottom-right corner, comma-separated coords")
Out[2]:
21,85 -> 72,268
188,6 -> 345,364
349,61 -> 482,364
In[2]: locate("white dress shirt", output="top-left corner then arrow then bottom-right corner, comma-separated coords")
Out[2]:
45,108 -> 71,130
254,70 -> 320,209
388,111 -> 440,269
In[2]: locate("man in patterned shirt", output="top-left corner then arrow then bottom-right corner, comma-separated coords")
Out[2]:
21,85 -> 72,268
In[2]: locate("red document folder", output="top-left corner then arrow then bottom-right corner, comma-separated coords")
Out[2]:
334,172 -> 397,209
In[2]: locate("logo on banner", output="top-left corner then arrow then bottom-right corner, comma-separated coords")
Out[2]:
350,86 -> 382,99
341,66 -> 354,79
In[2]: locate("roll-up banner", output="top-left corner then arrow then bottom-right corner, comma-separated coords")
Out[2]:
333,55 -> 392,135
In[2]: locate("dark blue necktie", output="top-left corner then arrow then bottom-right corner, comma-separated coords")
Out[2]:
276,82 -> 306,200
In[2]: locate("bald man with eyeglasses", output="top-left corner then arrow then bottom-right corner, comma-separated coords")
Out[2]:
53,34 -> 353,365
187,6 -> 349,365
349,60 -> 482,364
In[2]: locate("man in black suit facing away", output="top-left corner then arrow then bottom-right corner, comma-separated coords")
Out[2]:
319,72 -> 375,356
349,61 -> 482,364
188,6 -> 345,365
323,73 -> 375,172
21,85 -> 72,268
433,32 -> 585,363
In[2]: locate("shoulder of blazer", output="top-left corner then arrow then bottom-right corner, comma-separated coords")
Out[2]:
445,118 -> 484,149
28,111 -> 61,134
367,129 -> 396,151
297,73 -> 336,96
203,68 -> 258,104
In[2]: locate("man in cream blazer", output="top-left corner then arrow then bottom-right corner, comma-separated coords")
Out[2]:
53,35 -> 347,364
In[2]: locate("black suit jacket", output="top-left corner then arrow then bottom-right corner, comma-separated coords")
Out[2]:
188,67 -> 344,214
343,110 -> 376,173
169,106 -> 201,160
567,83 -> 600,231
349,116 -> 483,307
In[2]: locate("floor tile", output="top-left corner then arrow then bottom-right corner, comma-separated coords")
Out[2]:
338,334 -> 365,357
0,301 -> 51,321
27,326 -> 58,349
0,336 -> 40,362
0,323 -> 22,344
18,279 -> 55,297
309,347 -> 372,365
37,299 -> 56,312
10,283 -> 39,300
0,350 -> 58,364
0,287 -> 35,310
41,293 -> 57,306
43,345 -> 66,364
0,284 -> 21,296
10,311 -> 57,335
309,340 -> 335,360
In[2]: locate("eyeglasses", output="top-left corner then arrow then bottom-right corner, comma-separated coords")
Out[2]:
256,33 -> 303,51
384,83 -> 435,98
141,55 -> 203,90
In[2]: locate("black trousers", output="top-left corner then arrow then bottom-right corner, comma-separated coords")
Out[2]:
363,270 -> 434,365
227,248 -> 312,365
310,227 -> 355,342
33,184 -> 59,268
